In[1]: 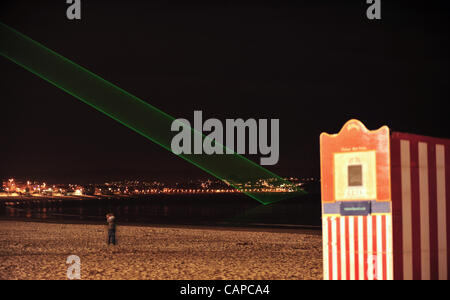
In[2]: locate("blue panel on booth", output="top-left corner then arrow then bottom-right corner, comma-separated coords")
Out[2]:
340,201 -> 371,216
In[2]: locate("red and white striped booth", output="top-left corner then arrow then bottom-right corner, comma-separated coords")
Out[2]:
320,120 -> 449,280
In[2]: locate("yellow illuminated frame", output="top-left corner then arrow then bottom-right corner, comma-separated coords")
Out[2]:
334,150 -> 377,201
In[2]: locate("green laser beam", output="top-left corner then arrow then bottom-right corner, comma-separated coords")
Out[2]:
0,22 -> 306,205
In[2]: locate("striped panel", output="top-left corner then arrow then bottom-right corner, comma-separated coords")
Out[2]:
323,215 -> 392,280
391,137 -> 449,280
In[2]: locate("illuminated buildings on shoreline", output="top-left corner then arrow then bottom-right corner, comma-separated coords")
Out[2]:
0,177 -> 316,197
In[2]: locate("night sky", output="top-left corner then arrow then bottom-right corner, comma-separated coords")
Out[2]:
1,1 -> 449,183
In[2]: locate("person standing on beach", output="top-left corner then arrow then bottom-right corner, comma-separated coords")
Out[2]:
106,213 -> 117,246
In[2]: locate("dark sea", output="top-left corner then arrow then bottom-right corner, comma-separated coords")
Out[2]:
0,193 -> 321,228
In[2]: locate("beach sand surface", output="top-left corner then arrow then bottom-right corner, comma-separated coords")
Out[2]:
0,220 -> 322,280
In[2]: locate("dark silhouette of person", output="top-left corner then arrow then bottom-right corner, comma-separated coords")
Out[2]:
106,213 -> 117,245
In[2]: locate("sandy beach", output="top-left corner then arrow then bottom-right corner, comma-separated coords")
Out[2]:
0,220 -> 322,280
